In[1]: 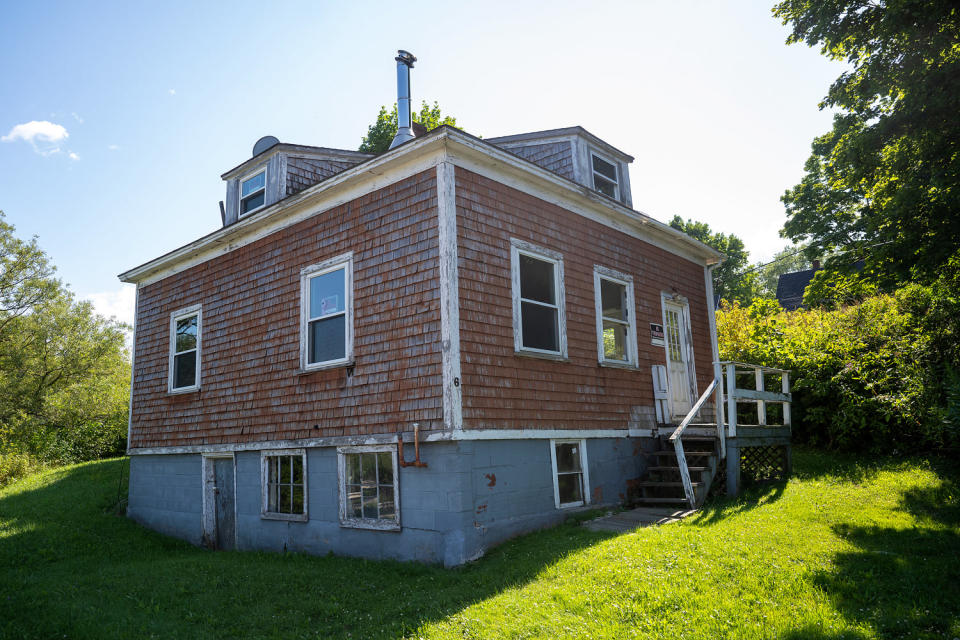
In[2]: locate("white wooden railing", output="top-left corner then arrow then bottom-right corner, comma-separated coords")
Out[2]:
668,378 -> 718,508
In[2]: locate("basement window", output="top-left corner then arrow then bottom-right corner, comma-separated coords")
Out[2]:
261,450 -> 308,521
168,305 -> 201,393
511,239 -> 567,358
338,446 -> 400,531
239,169 -> 266,216
300,253 -> 353,370
551,440 -> 590,509
593,266 -> 638,366
591,153 -> 619,200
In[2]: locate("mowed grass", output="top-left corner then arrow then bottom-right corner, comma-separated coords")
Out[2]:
0,451 -> 957,639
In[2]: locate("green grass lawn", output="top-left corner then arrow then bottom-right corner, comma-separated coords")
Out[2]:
0,450 -> 957,639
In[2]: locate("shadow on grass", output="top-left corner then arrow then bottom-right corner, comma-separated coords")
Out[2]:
691,479 -> 787,527
0,460 -> 618,640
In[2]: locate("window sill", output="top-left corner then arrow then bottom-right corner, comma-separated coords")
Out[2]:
168,385 -> 200,395
515,349 -> 569,363
340,518 -> 401,532
261,512 -> 309,523
298,359 -> 355,375
598,360 -> 639,371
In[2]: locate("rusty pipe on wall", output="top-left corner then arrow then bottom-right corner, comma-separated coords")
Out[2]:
397,422 -> 428,468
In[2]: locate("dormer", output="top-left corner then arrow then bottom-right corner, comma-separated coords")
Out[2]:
220,136 -> 373,227
487,127 -> 634,208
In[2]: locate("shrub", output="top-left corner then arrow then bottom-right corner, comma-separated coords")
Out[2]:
0,451 -> 43,487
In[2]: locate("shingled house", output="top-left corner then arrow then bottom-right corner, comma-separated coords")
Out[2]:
120,53 -> 794,565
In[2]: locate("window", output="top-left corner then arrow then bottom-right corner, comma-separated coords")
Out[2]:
338,446 -> 400,530
300,253 -> 353,370
591,153 -> 619,200
551,440 -> 590,509
239,170 -> 266,216
510,239 -> 567,357
168,305 -> 201,393
261,450 -> 308,521
593,267 -> 638,366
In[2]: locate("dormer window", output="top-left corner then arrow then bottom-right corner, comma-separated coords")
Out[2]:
240,170 -> 266,216
591,153 -> 619,200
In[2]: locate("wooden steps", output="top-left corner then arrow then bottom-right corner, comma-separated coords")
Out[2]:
633,433 -> 721,509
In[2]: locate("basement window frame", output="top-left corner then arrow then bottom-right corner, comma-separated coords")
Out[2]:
168,304 -> 201,394
337,445 -> 401,531
593,266 -> 639,368
300,252 -> 354,371
510,238 -> 568,359
590,150 -> 620,201
239,168 -> 267,217
260,449 -> 308,522
550,439 -> 590,509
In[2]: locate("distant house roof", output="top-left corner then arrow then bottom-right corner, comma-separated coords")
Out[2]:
776,268 -> 817,310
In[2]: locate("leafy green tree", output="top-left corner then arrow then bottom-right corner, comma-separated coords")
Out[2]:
774,0 -> 960,291
669,216 -> 760,304
756,243 -> 817,298
358,101 -> 458,153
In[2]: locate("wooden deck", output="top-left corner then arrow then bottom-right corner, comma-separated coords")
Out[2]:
583,506 -> 697,533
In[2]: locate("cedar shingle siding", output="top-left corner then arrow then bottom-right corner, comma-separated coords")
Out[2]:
502,142 -> 575,181
130,171 -> 443,449
455,168 -> 713,431
285,156 -> 361,196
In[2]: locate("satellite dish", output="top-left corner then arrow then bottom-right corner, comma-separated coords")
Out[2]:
252,135 -> 280,157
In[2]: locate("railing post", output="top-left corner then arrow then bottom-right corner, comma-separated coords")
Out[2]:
756,368 -> 766,426
726,363 -> 737,438
782,371 -> 791,428
714,361 -> 725,459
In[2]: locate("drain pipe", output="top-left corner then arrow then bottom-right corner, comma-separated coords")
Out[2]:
389,50 -> 417,149
398,423 -> 428,468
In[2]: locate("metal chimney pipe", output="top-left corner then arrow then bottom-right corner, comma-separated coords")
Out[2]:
389,50 -> 417,150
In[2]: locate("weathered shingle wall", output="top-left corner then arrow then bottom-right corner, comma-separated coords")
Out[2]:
499,142 -> 575,181
286,156 -> 362,196
455,167 -> 713,431
131,170 -> 443,449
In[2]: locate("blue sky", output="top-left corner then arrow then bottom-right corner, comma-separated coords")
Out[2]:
0,1 -> 843,325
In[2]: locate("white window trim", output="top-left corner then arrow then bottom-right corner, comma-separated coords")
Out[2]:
300,252 -> 354,371
510,238 -> 567,359
260,448 -> 308,522
593,266 -> 639,368
550,439 -> 590,509
337,444 -> 401,531
168,304 -> 201,394
239,168 -> 267,217
590,150 -> 620,201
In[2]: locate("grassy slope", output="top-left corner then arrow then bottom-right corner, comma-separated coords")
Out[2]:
0,451 -> 957,640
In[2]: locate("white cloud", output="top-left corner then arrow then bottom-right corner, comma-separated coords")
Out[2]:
107,144 -> 120,151
2,120 -> 69,144
168,88 -> 176,95
68,152 -> 80,161
72,112 -> 84,123
84,284 -> 136,327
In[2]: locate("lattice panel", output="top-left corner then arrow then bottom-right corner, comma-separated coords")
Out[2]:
740,445 -> 789,485
709,456 -> 727,497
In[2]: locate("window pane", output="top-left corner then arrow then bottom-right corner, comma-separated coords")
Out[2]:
240,191 -> 265,214
175,315 -> 197,353
292,486 -> 304,514
173,352 -> 196,388
280,456 -> 290,483
519,254 -> 555,304
592,155 -> 617,181
555,442 -> 582,473
348,490 -> 362,518
241,172 -> 265,197
268,483 -> 278,512
292,456 -> 303,484
362,486 -> 378,519
603,322 -> 628,361
279,485 -> 291,513
557,473 -> 583,505
521,301 -> 559,351
361,453 -> 376,485
269,457 -> 278,483
346,454 -> 360,485
593,176 -> 617,198
377,452 -> 393,485
601,279 -> 626,321
308,315 -> 346,363
309,269 -> 346,319
379,486 -> 395,520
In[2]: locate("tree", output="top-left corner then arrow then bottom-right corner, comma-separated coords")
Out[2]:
756,243 -> 817,297
668,216 -> 760,304
774,0 -> 960,291
358,101 -> 458,154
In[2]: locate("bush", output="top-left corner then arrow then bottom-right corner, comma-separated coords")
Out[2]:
717,271 -> 960,453
0,451 -> 43,487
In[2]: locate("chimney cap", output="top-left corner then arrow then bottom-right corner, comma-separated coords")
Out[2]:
396,50 -> 416,67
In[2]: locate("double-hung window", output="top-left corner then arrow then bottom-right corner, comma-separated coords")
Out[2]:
593,266 -> 638,367
169,305 -> 201,393
239,170 -> 266,216
551,440 -> 590,509
300,253 -> 353,370
338,446 -> 400,530
511,239 -> 567,358
591,152 -> 619,200
261,450 -> 307,521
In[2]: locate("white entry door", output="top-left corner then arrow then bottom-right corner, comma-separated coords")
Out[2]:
663,300 -> 693,420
